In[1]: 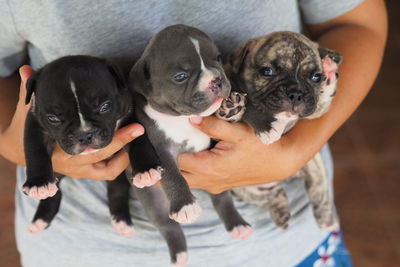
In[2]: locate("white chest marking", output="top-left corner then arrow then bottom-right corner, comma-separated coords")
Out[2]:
189,37 -> 215,92
144,105 -> 210,152
70,80 -> 90,131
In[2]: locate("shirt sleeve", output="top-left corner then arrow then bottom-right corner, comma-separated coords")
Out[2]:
299,0 -> 364,25
0,0 -> 27,77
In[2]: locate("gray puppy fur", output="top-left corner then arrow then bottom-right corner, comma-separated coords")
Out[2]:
216,31 -> 342,231
128,25 -> 253,266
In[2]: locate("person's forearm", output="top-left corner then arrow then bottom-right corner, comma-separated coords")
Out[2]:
282,20 -> 387,171
0,72 -> 24,164
0,73 -> 20,131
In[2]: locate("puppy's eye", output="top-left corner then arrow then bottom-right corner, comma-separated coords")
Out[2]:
47,114 -> 61,124
174,73 -> 189,82
99,100 -> 112,114
215,54 -> 222,62
310,73 -> 322,83
260,67 -> 274,77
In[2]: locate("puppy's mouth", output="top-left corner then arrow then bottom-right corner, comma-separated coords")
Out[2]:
79,147 -> 101,155
196,97 -> 224,117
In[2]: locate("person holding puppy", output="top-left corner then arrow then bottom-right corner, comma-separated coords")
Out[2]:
0,0 -> 387,266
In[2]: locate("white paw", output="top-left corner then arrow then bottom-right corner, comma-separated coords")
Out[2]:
169,203 -> 202,224
257,130 -> 280,145
320,221 -> 340,232
23,183 -> 58,200
112,219 -> 135,237
171,252 -> 188,267
28,219 -> 48,234
230,225 -> 253,240
132,167 -> 163,188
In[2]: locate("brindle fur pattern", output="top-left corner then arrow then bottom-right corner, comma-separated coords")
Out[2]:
217,31 -> 342,231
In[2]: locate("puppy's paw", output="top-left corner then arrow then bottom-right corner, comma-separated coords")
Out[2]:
320,221 -> 340,232
28,219 -> 48,234
256,119 -> 286,145
131,167 -> 163,188
230,225 -> 253,240
216,92 -> 246,122
169,203 -> 202,224
171,251 -> 188,267
22,181 -> 58,200
111,219 -> 135,237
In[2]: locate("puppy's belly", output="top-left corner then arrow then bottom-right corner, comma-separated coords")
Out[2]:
145,105 -> 210,152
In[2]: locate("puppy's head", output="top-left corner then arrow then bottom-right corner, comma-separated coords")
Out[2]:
130,24 -> 231,116
230,31 -> 342,117
26,55 -> 130,155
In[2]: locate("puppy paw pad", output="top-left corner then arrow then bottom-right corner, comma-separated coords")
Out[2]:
23,182 -> 58,200
171,252 -> 188,267
216,92 -> 246,122
132,167 -> 163,188
169,203 -> 202,224
28,219 -> 48,234
112,220 -> 135,237
230,225 -> 253,240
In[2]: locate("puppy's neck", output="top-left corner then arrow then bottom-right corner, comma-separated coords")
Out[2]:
144,104 -> 210,152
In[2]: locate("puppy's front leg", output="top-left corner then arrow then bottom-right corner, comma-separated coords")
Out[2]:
128,132 -> 163,188
209,192 -> 253,239
242,104 -> 284,145
28,175 -> 63,234
159,151 -> 202,224
23,112 -> 58,200
302,153 -> 339,231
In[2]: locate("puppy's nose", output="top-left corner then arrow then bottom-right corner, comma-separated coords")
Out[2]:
210,78 -> 222,94
287,90 -> 304,105
77,132 -> 94,145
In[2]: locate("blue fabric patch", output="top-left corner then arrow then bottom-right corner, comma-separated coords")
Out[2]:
295,231 -> 352,267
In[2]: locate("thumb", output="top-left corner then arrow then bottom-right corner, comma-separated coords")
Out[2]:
189,115 -> 250,142
18,65 -> 34,102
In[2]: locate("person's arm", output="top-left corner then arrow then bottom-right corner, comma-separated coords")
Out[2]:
0,66 -> 144,180
179,0 -> 387,194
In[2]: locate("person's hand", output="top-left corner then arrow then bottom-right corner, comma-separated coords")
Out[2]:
178,116 -> 302,194
1,65 -> 144,180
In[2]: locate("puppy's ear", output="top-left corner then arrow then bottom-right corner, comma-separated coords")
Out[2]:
106,61 -> 128,91
318,47 -> 343,65
129,57 -> 151,98
25,71 -> 41,105
230,39 -> 256,74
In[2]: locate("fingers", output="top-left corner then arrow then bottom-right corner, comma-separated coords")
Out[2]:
178,150 -> 217,173
189,116 -> 251,142
90,150 -> 130,180
18,65 -> 34,101
69,123 -> 144,165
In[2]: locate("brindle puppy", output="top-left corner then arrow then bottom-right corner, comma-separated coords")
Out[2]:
216,31 -> 342,231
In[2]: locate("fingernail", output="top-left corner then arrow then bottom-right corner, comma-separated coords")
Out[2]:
190,116 -> 203,125
132,127 -> 144,137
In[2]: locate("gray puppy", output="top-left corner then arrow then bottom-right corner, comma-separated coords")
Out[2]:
128,24 -> 252,236
216,31 -> 342,231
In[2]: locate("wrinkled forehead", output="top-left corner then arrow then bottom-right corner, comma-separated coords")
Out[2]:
254,34 -> 321,71
149,32 -> 219,70
36,71 -> 116,112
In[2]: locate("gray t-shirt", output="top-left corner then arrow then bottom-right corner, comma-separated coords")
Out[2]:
0,0 -> 362,266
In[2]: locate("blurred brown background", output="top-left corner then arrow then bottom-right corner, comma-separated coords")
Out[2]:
1,1 -> 399,266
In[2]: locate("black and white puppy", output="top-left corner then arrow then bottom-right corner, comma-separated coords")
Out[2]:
216,31 -> 342,231
128,25 -> 252,239
23,55 -> 135,236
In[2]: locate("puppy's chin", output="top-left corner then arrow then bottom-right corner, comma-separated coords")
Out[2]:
196,97 -> 224,117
